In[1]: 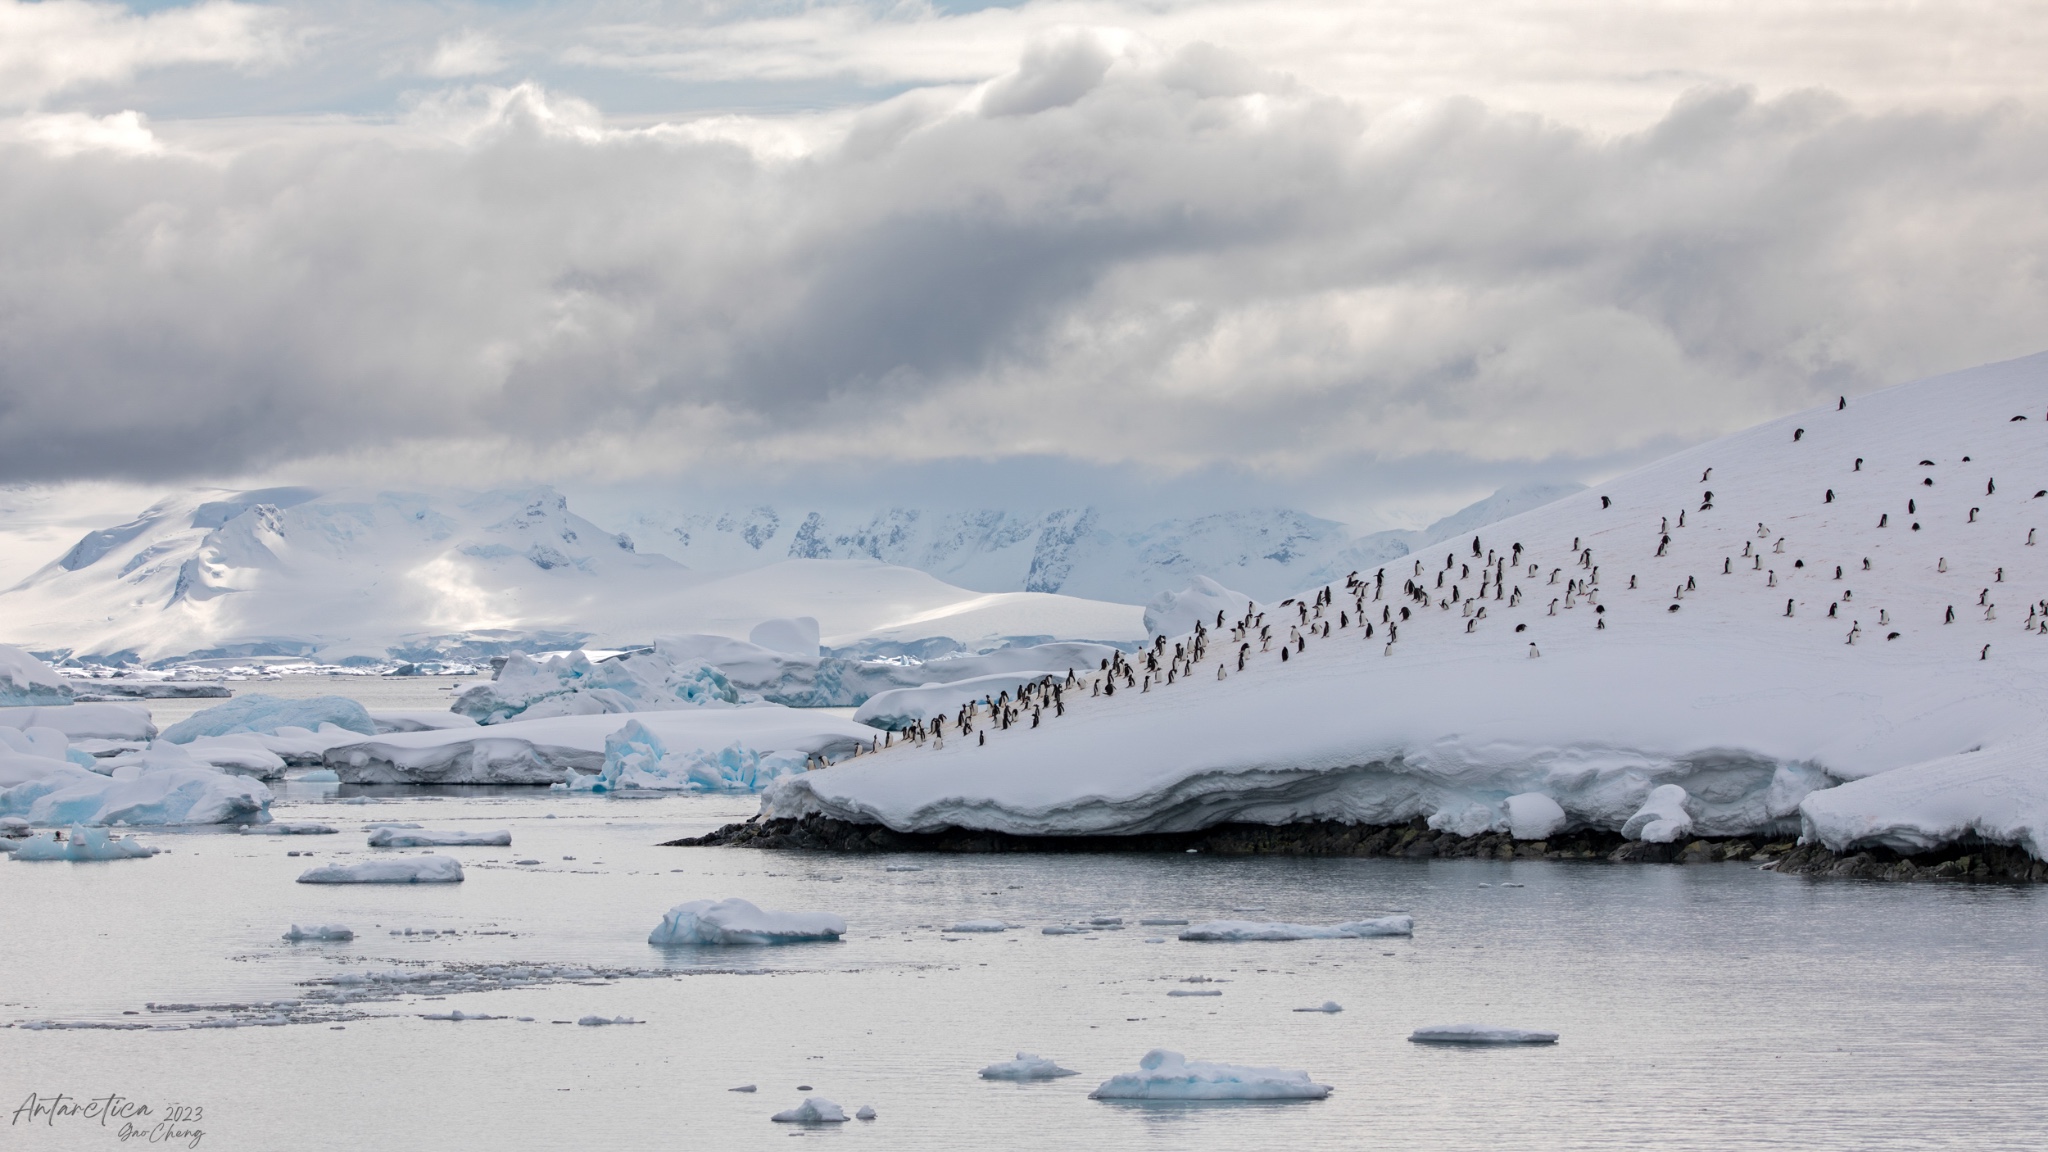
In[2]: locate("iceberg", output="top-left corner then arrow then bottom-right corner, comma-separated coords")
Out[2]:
366,827 -> 511,847
771,1098 -> 848,1123
0,702 -> 154,742
453,645 -> 742,725
0,644 -> 73,707
297,856 -> 465,884
1179,915 -> 1413,941
1,745 -> 272,827
282,924 -> 355,942
1089,1049 -> 1332,1101
162,694 -> 376,743
12,825 -> 156,861
979,1053 -> 1078,1080
646,897 -> 845,946
1409,1024 -> 1559,1045
576,720 -> 806,794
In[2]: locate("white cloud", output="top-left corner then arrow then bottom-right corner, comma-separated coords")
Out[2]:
7,109 -> 163,156
0,0 -> 290,110
423,30 -> 508,79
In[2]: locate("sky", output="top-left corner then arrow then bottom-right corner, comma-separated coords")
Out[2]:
1,0 -> 2045,535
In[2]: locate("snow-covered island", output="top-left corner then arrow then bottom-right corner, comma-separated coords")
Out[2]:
688,354 -> 2048,876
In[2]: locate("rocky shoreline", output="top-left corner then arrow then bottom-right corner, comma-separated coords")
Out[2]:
667,814 -> 2047,881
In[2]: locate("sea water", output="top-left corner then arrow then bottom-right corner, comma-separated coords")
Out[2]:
3,785 -> 2043,1151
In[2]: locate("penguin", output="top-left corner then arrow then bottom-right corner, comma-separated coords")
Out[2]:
1216,663 -> 1227,681
1280,648 -> 1289,663
1854,457 -> 1863,471
1981,644 -> 1990,660
1602,495 -> 1611,509
979,731 -> 985,746
1945,605 -> 1955,624
1465,618 -> 1476,633
1838,396 -> 1846,410
1785,599 -> 1794,617
1793,428 -> 1805,441
1879,513 -> 1888,527
1528,642 -> 1541,658
1989,478 -> 1996,495
1825,489 -> 1834,503
1724,557 -> 1732,574
1701,468 -> 1712,482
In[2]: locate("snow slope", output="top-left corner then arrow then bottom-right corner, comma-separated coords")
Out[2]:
0,488 -> 1144,664
768,352 -> 2048,857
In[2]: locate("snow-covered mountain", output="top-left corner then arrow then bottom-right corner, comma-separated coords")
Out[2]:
770,351 -> 2048,860
620,483 -> 1584,604
0,478 -> 1573,665
0,487 -> 1145,664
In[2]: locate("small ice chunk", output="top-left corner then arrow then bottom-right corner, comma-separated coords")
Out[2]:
883,864 -> 923,872
576,1015 -> 641,1026
421,1010 -> 505,1021
647,897 -> 845,946
1179,915 -> 1413,941
515,859 -> 540,865
241,822 -> 337,836
1167,989 -> 1222,997
296,856 -> 465,884
1041,926 -> 1087,935
1089,1049 -> 1332,1101
855,1105 -> 876,1121
770,1097 -> 848,1123
947,919 -> 1009,933
979,1053 -> 1078,1080
1505,792 -> 1569,840
13,826 -> 156,861
367,827 -> 511,847
1138,918 -> 1188,926
1088,917 -> 1123,926
1293,1001 -> 1343,1013
730,1085 -> 757,1093
282,924 -> 355,942
365,822 -> 422,830
1409,1024 -> 1559,1045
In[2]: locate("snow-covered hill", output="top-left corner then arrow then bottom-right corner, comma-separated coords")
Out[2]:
771,352 -> 2048,859
0,488 -> 1145,664
617,484 -> 1583,604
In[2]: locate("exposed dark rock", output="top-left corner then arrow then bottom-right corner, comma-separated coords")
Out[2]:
665,816 -> 2043,880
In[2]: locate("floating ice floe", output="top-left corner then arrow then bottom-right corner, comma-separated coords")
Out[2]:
771,1097 -> 848,1123
13,825 -> 156,860
297,856 -> 465,884
163,695 -> 376,743
0,743 -> 271,827
883,863 -> 923,872
646,897 -> 846,946
422,1010 -> 506,1021
1179,915 -> 1413,941
1409,1024 -> 1559,1045
283,924 -> 355,942
1293,1001 -> 1344,1013
367,827 -> 511,847
1041,926 -> 1088,935
0,702 -> 153,741
1167,989 -> 1221,997
855,1105 -> 876,1121
242,822 -> 336,836
979,1053 -> 1078,1080
947,919 -> 1010,933
576,1015 -> 641,1026
1089,1049 -> 1333,1101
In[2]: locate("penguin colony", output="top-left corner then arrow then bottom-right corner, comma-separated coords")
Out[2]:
817,367 -> 2048,772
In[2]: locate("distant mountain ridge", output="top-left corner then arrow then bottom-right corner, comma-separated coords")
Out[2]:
620,482 -> 1585,604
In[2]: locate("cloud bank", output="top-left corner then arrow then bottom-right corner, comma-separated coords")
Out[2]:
0,5 -> 2042,490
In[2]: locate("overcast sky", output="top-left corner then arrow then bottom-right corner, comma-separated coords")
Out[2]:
2,0 -> 2045,527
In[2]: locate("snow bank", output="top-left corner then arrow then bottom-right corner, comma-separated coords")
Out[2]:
646,897 -> 845,945
1799,734 -> 2048,857
1144,576 -> 1254,640
297,856 -> 464,883
162,695 -> 375,743
172,735 -> 289,779
453,645 -> 741,724
979,1053 -> 1077,1080
1178,915 -> 1413,941
1409,1024 -> 1559,1045
1089,1049 -> 1332,1101
1621,784 -> 1695,843
0,645 -> 71,707
325,707 -> 873,785
1505,792 -> 1569,840
0,702 -> 154,741
283,924 -> 354,941
568,720 -> 806,794
367,827 -> 511,847
771,1098 -> 847,1123
12,826 -> 156,860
